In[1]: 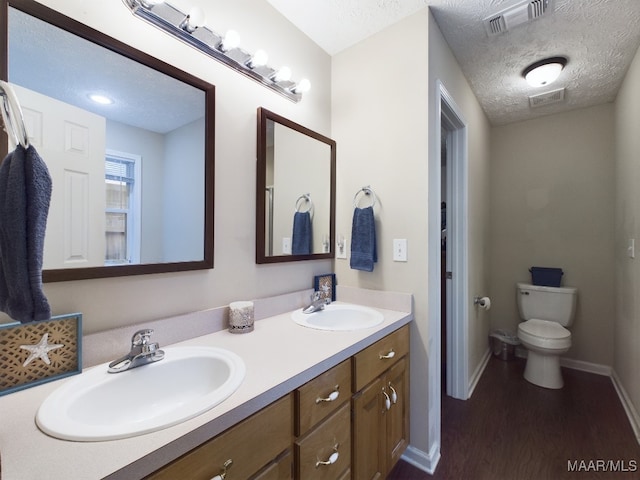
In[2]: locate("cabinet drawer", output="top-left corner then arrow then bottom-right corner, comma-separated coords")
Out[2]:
147,394 -> 293,480
353,325 -> 409,392
251,450 -> 292,480
296,359 -> 351,436
295,402 -> 351,480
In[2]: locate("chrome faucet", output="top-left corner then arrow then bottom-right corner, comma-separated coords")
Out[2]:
108,329 -> 165,373
303,291 -> 330,314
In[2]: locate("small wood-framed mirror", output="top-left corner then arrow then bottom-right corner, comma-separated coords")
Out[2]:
256,108 -> 335,264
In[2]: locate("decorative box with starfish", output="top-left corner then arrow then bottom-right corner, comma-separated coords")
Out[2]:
0,313 -> 82,396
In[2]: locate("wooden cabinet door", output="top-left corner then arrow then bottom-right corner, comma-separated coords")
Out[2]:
351,377 -> 385,480
383,357 -> 409,476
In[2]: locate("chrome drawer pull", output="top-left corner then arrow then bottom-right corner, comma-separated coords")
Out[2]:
379,349 -> 395,360
382,389 -> 391,411
316,385 -> 340,404
210,459 -> 232,480
316,445 -> 339,468
388,383 -> 398,404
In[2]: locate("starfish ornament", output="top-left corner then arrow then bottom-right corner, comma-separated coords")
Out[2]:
20,333 -> 64,367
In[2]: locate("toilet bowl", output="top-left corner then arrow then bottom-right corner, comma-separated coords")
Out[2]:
516,283 -> 577,389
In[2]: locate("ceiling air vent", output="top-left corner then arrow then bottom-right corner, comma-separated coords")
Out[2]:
529,88 -> 565,108
483,0 -> 554,36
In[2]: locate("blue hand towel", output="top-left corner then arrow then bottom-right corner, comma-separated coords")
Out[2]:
0,144 -> 52,323
292,211 -> 312,255
350,206 -> 377,272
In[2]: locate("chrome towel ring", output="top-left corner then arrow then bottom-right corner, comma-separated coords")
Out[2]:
353,186 -> 377,209
0,80 -> 30,149
295,193 -> 314,219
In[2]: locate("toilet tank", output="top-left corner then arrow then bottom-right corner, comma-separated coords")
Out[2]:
516,282 -> 577,326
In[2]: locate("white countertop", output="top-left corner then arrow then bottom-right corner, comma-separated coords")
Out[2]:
0,299 -> 412,480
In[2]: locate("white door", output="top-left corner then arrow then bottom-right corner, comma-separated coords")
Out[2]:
13,83 -> 106,270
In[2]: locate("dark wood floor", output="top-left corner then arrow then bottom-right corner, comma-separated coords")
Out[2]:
388,357 -> 640,479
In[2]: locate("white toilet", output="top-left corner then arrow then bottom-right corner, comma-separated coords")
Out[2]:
516,282 -> 577,389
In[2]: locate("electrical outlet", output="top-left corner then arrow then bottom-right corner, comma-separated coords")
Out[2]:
282,237 -> 291,255
336,235 -> 347,259
393,239 -> 408,262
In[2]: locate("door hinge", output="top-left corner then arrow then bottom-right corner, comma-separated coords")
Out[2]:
446,271 -> 453,279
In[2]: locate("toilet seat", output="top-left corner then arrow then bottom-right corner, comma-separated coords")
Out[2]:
518,319 -> 571,350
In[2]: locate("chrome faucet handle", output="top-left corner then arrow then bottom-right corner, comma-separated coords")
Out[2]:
131,329 -> 154,347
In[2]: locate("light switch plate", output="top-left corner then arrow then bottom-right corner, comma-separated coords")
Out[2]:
393,239 -> 408,262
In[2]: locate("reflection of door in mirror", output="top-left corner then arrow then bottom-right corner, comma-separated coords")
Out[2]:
4,1 -> 214,281
14,84 -> 106,270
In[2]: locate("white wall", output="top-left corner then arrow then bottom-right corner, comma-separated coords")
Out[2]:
34,0 -> 332,333
490,103 -> 615,366
332,7 -> 431,458
428,13 -> 492,387
332,7 -> 491,468
614,43 -> 640,422
164,118 -> 205,263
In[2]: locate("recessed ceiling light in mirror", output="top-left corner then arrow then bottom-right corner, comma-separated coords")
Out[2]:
88,93 -> 114,105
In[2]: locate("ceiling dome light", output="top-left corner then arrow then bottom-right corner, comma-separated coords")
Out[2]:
523,56 -> 567,88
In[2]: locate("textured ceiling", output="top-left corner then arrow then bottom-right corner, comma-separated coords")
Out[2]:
267,0 -> 640,125
9,7 -> 204,134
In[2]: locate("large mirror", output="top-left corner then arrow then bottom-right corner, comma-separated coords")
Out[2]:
1,0 -> 214,282
256,108 -> 335,264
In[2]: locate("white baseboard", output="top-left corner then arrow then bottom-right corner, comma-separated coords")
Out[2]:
401,443 -> 440,474
468,348 -> 491,398
611,370 -> 640,445
560,357 -> 612,376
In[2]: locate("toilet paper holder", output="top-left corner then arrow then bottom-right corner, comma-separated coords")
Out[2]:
473,296 -> 491,309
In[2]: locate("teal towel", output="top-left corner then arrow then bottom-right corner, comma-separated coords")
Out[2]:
0,144 -> 52,323
350,206 -> 377,272
292,211 -> 312,255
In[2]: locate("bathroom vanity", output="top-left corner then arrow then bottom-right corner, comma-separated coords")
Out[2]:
0,288 -> 412,479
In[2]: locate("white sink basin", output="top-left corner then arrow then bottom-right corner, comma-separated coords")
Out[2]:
36,346 -> 245,441
292,303 -> 384,331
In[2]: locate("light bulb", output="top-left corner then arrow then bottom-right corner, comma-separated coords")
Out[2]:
246,49 -> 268,68
220,30 -> 240,52
180,6 -> 205,33
271,66 -> 292,83
292,78 -> 311,94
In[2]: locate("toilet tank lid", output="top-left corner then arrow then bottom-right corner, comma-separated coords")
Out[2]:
517,282 -> 577,295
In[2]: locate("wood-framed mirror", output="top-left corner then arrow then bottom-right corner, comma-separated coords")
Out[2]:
1,0 -> 215,282
256,107 -> 336,264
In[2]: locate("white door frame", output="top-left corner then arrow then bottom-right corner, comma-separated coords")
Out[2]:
441,84 -> 469,400
428,83 -> 469,461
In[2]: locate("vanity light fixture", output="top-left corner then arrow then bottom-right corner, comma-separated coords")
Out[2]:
523,56 -> 567,88
121,0 -> 309,102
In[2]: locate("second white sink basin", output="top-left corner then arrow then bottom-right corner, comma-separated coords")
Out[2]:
36,346 -> 245,441
292,303 -> 384,331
